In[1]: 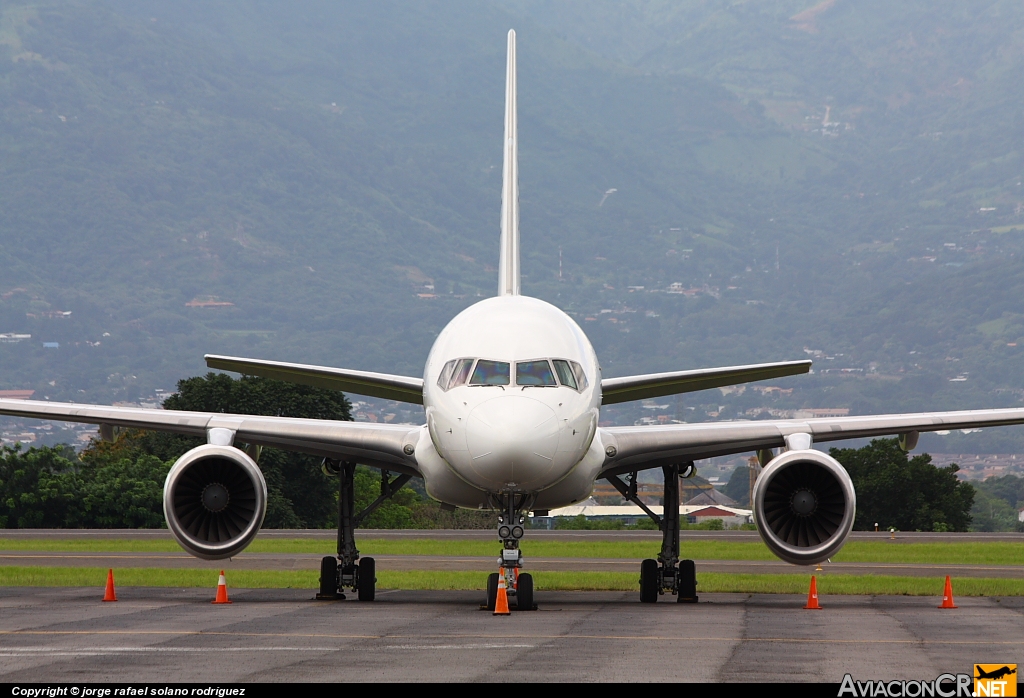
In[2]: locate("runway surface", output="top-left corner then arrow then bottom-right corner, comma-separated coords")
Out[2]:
2,551 -> 1021,578
3,528 -> 1023,542
0,587 -> 1020,682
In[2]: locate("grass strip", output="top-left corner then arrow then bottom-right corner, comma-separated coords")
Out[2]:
0,566 -> 315,589
1,538 -> 1021,565
1,566 -> 1022,596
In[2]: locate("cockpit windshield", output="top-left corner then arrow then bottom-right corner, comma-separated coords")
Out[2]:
470,360 -> 511,385
437,357 -> 586,391
516,360 -> 557,386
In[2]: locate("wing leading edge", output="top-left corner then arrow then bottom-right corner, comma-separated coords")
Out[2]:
600,360 -> 812,405
598,407 -> 1024,477
205,355 -> 424,404
0,398 -> 421,475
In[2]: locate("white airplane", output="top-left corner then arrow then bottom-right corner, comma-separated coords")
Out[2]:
4,30 -> 1024,609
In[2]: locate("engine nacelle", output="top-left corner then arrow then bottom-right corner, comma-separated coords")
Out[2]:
163,444 -> 268,560
753,449 -> 856,565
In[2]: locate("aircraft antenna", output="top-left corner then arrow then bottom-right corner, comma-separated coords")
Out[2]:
498,29 -> 520,296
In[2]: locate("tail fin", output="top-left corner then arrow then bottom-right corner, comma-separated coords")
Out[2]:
498,29 -> 520,296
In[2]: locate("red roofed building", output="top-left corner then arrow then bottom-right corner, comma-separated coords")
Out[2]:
690,506 -> 737,519
688,505 -> 752,527
0,390 -> 35,400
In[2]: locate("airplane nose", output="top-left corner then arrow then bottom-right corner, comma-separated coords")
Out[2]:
465,395 -> 560,490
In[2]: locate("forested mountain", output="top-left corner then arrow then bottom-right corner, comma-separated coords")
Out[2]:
2,1 -> 1024,452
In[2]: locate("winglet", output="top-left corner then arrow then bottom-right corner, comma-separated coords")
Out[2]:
498,29 -> 520,296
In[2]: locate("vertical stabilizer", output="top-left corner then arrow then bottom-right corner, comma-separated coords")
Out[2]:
498,29 -> 520,296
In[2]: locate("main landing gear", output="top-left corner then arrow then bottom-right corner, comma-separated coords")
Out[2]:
317,460 -> 410,601
484,492 -> 536,611
606,462 -> 699,604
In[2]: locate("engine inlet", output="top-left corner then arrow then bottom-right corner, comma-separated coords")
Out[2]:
164,444 -> 267,560
753,449 -> 856,565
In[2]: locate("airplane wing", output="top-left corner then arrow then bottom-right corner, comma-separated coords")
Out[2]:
205,354 -> 424,404
0,398 -> 422,475
598,407 -> 1024,476
600,360 -> 812,405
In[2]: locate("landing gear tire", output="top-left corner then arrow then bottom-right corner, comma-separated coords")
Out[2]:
677,558 -> 698,603
317,556 -> 339,599
486,572 -> 499,611
516,572 -> 534,611
639,558 -> 659,603
357,557 -> 376,601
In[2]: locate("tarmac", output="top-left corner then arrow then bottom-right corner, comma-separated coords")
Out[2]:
0,587 -> 1020,682
0,531 -> 1021,682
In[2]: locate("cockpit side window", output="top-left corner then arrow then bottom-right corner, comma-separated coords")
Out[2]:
516,360 -> 557,386
437,360 -> 457,390
570,361 -> 588,390
470,359 -> 510,386
448,358 -> 475,389
438,358 -> 475,391
552,359 -> 578,389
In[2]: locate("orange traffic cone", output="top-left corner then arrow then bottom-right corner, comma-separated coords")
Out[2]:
493,569 -> 510,616
102,569 -> 117,602
212,570 -> 232,605
938,575 -> 957,609
804,575 -> 822,609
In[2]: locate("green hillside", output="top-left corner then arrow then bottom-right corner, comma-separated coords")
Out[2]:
1,1 -> 1024,452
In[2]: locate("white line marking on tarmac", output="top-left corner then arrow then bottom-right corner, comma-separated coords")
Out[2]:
382,644 -> 535,650
0,647 -> 337,656
0,644 -> 537,656
2,630 -> 1022,646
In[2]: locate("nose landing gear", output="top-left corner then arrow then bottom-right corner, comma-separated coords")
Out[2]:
485,492 -> 536,611
607,462 -> 699,604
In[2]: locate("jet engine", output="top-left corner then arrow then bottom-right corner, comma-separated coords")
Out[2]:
163,444 -> 267,560
752,449 -> 856,565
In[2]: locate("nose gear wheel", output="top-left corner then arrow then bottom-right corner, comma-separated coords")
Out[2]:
485,492 -> 537,611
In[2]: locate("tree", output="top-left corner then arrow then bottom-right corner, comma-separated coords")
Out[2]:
723,465 -> 751,507
353,466 -> 416,529
970,474 -> 1024,532
0,440 -> 168,528
75,443 -> 168,528
973,474 -> 1024,510
0,444 -> 80,528
829,439 -> 975,532
142,373 -> 352,529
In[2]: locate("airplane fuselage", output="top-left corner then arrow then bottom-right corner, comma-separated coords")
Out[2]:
421,295 -> 603,508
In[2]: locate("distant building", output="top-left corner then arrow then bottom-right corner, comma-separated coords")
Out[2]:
689,506 -> 749,527
0,333 -> 31,343
185,298 -> 235,308
792,408 -> 850,419
0,390 -> 35,399
25,311 -> 71,319
543,503 -> 753,528
42,342 -> 59,348
752,386 -> 794,396
685,489 -> 739,507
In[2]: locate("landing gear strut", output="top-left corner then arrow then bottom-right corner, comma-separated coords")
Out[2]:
485,492 -> 535,611
317,460 -> 410,601
607,462 -> 698,604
